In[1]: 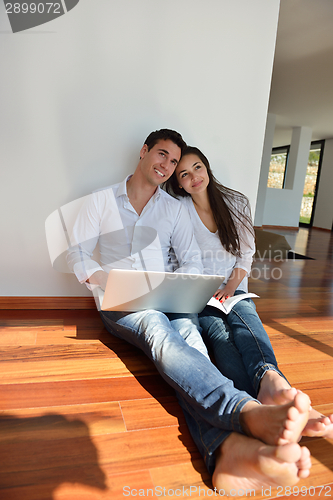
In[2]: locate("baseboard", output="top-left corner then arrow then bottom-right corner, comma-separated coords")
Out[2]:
0,297 -> 96,310
312,226 -> 332,232
262,225 -> 299,231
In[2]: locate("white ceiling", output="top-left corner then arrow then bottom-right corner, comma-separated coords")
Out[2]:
268,0 -> 333,147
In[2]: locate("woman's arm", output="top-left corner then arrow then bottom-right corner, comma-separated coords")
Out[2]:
213,198 -> 255,302
213,267 -> 247,302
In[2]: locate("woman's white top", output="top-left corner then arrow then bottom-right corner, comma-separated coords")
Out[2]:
179,196 -> 255,292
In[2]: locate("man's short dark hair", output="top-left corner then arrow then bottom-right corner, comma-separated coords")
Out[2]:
144,129 -> 186,154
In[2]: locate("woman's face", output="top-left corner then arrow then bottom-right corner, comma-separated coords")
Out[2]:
176,154 -> 210,195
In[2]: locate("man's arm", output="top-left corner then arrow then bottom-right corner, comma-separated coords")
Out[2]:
171,204 -> 203,274
66,193 -> 105,287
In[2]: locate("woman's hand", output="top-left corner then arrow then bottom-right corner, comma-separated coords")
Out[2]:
213,268 -> 247,303
213,286 -> 235,303
213,289 -> 229,303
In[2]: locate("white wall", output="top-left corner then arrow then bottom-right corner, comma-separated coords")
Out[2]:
254,113 -> 276,227
313,138 -> 333,230
0,0 -> 280,296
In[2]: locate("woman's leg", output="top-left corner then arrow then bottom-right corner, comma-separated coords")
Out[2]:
226,292 -> 290,397
199,297 -> 291,402
199,307 -> 256,398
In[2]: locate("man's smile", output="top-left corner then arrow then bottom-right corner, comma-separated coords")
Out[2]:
154,168 -> 165,177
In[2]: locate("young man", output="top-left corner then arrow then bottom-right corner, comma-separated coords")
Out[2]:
67,129 -> 311,493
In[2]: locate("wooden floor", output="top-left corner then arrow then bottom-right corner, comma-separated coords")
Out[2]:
1,227 -> 333,500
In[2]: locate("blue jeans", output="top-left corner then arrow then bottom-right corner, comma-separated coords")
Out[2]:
100,309 -> 256,474
199,291 -> 288,399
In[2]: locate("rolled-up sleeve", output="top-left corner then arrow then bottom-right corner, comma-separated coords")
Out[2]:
66,194 -> 104,285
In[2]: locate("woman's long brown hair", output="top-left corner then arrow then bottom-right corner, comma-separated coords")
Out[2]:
165,146 -> 254,257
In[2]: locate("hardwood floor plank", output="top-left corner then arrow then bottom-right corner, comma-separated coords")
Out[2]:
35,326 -> 112,345
120,398 -> 185,431
0,319 -> 64,329
0,376 -> 174,410
0,463 -> 107,497
296,383 -> 333,406
149,459 -> 212,498
0,469 -> 155,500
0,426 -> 199,475
0,357 -> 155,384
270,338 -> 333,364
279,360 -> 333,384
0,330 -> 38,346
94,426 -> 201,474
0,402 -> 126,441
54,469 -> 155,500
0,344 -> 121,362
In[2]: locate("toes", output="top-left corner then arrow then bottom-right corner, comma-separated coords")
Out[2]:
297,449 -> 311,478
286,387 -> 298,398
298,468 -> 311,479
286,406 -> 299,425
279,428 -> 301,445
297,446 -> 312,470
275,443 -> 302,463
294,392 -> 311,413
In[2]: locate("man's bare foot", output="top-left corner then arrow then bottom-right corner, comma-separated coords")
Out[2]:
212,433 -> 311,496
240,392 -> 310,446
302,408 -> 333,438
257,370 -> 297,405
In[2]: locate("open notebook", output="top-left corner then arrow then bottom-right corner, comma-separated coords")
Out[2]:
94,269 -> 224,314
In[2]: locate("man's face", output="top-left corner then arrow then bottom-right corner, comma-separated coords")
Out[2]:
139,139 -> 182,187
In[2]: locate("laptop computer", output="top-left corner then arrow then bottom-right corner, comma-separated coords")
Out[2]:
94,269 -> 224,314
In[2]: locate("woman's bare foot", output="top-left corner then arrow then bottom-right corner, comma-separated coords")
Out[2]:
257,374 -> 333,439
257,370 -> 297,405
302,408 -> 333,438
212,432 -> 311,496
240,392 -> 310,446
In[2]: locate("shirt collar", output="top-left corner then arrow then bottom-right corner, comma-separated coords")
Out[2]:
116,175 -> 161,202
116,175 -> 132,199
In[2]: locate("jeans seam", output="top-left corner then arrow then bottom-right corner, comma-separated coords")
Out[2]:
181,397 -> 227,463
231,308 -> 267,364
253,363 -> 290,394
230,396 -> 255,433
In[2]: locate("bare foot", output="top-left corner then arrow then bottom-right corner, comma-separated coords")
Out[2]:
257,370 -> 297,405
240,392 -> 310,446
212,432 -> 311,495
302,408 -> 333,438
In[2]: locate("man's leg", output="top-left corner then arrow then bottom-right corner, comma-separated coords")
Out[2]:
100,308 -> 254,432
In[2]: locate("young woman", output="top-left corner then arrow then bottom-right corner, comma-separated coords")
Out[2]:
166,145 -> 333,436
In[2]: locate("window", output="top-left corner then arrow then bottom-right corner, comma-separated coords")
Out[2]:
267,146 -> 290,189
299,140 -> 325,226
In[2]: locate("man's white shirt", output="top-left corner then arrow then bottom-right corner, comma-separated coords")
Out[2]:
66,176 -> 203,288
